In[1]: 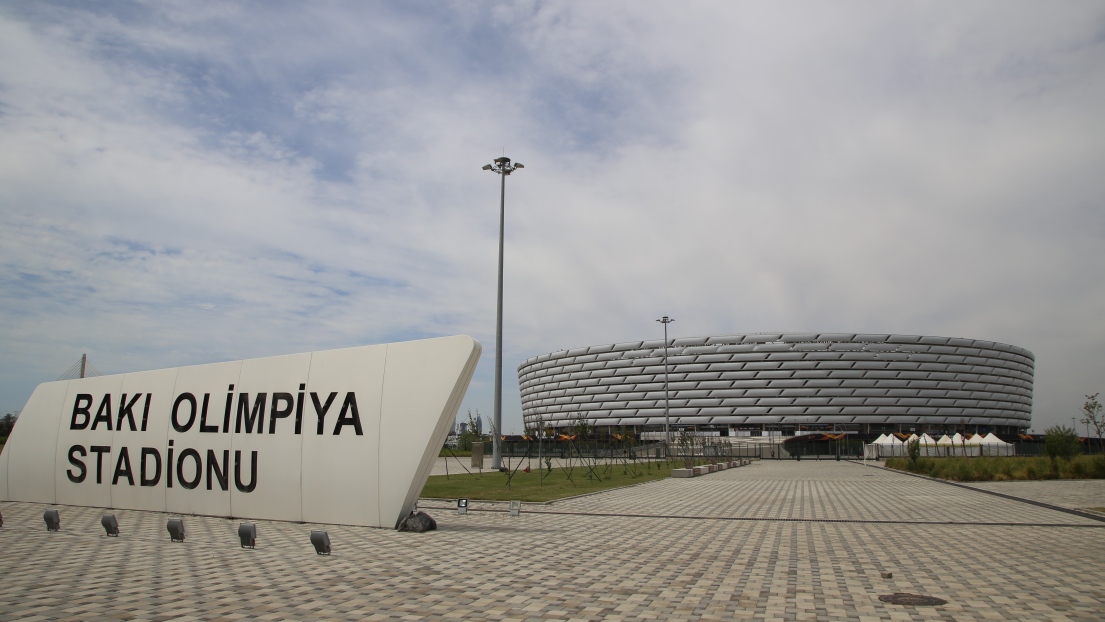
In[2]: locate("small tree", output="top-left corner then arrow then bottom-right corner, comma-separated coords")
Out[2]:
677,428 -> 695,469
1081,393 -> 1104,444
569,415 -> 602,481
0,413 -> 16,437
457,409 -> 481,452
1044,425 -> 1080,464
572,414 -> 591,441
907,438 -> 920,465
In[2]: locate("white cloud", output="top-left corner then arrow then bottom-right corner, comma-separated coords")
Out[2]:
0,1 -> 1103,434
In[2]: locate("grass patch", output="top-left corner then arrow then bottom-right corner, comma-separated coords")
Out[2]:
420,461 -> 676,502
438,448 -> 472,457
886,455 -> 1105,481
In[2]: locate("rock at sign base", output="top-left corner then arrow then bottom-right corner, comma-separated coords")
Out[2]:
397,511 -> 437,533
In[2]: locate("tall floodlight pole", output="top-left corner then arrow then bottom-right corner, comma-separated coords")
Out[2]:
657,316 -> 674,457
483,156 -> 523,471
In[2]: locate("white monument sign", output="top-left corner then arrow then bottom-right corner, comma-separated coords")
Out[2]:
0,335 -> 480,529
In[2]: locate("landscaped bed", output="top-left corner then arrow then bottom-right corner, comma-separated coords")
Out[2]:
420,461 -> 673,502
886,455 -> 1105,481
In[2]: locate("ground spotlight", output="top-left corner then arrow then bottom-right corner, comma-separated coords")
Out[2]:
239,523 -> 256,549
101,514 -> 119,537
167,518 -> 185,542
457,498 -> 468,515
310,530 -> 331,555
44,509 -> 60,531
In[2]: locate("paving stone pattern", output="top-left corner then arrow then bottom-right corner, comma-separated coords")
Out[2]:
960,479 -> 1105,512
541,460 -> 1105,525
1,460 -> 1102,621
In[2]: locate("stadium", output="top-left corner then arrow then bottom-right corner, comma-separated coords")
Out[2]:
517,333 -> 1034,437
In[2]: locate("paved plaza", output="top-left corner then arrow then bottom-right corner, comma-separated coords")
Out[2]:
1,460 -> 1103,621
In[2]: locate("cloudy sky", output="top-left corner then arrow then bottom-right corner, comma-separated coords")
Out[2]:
1,1 -> 1103,433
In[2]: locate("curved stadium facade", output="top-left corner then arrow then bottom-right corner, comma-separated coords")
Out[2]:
518,333 -> 1034,435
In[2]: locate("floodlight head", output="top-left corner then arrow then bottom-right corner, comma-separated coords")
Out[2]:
494,156 -> 511,164
44,509 -> 60,532
482,164 -> 493,170
310,530 -> 331,555
457,498 -> 468,515
101,514 -> 119,537
167,518 -> 185,542
514,163 -> 524,168
238,523 -> 256,549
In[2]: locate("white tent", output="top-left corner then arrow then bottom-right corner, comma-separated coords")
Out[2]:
935,435 -> 955,456
916,433 -> 938,456
954,433 -> 984,456
865,435 -> 886,460
946,432 -> 977,456
870,433 -> 905,457
979,433 -> 1014,455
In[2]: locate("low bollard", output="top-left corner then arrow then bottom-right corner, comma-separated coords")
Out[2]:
101,514 -> 120,537
167,518 -> 185,542
44,509 -> 60,532
310,530 -> 331,555
239,523 -> 256,549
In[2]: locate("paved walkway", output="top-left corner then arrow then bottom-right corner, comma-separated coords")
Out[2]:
1,460 -> 1103,620
960,479 -> 1105,512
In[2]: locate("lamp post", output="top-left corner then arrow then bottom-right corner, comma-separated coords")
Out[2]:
657,316 -> 674,457
483,156 -> 523,471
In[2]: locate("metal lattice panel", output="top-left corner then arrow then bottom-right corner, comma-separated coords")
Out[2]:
517,333 -> 1034,429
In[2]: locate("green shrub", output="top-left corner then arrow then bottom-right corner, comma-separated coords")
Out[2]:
1044,425 -> 1081,462
885,454 -> 1104,481
1023,460 -> 1040,479
954,460 -> 974,481
1091,455 -> 1105,479
1069,458 -> 1087,478
885,457 -> 907,471
980,460 -> 997,481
